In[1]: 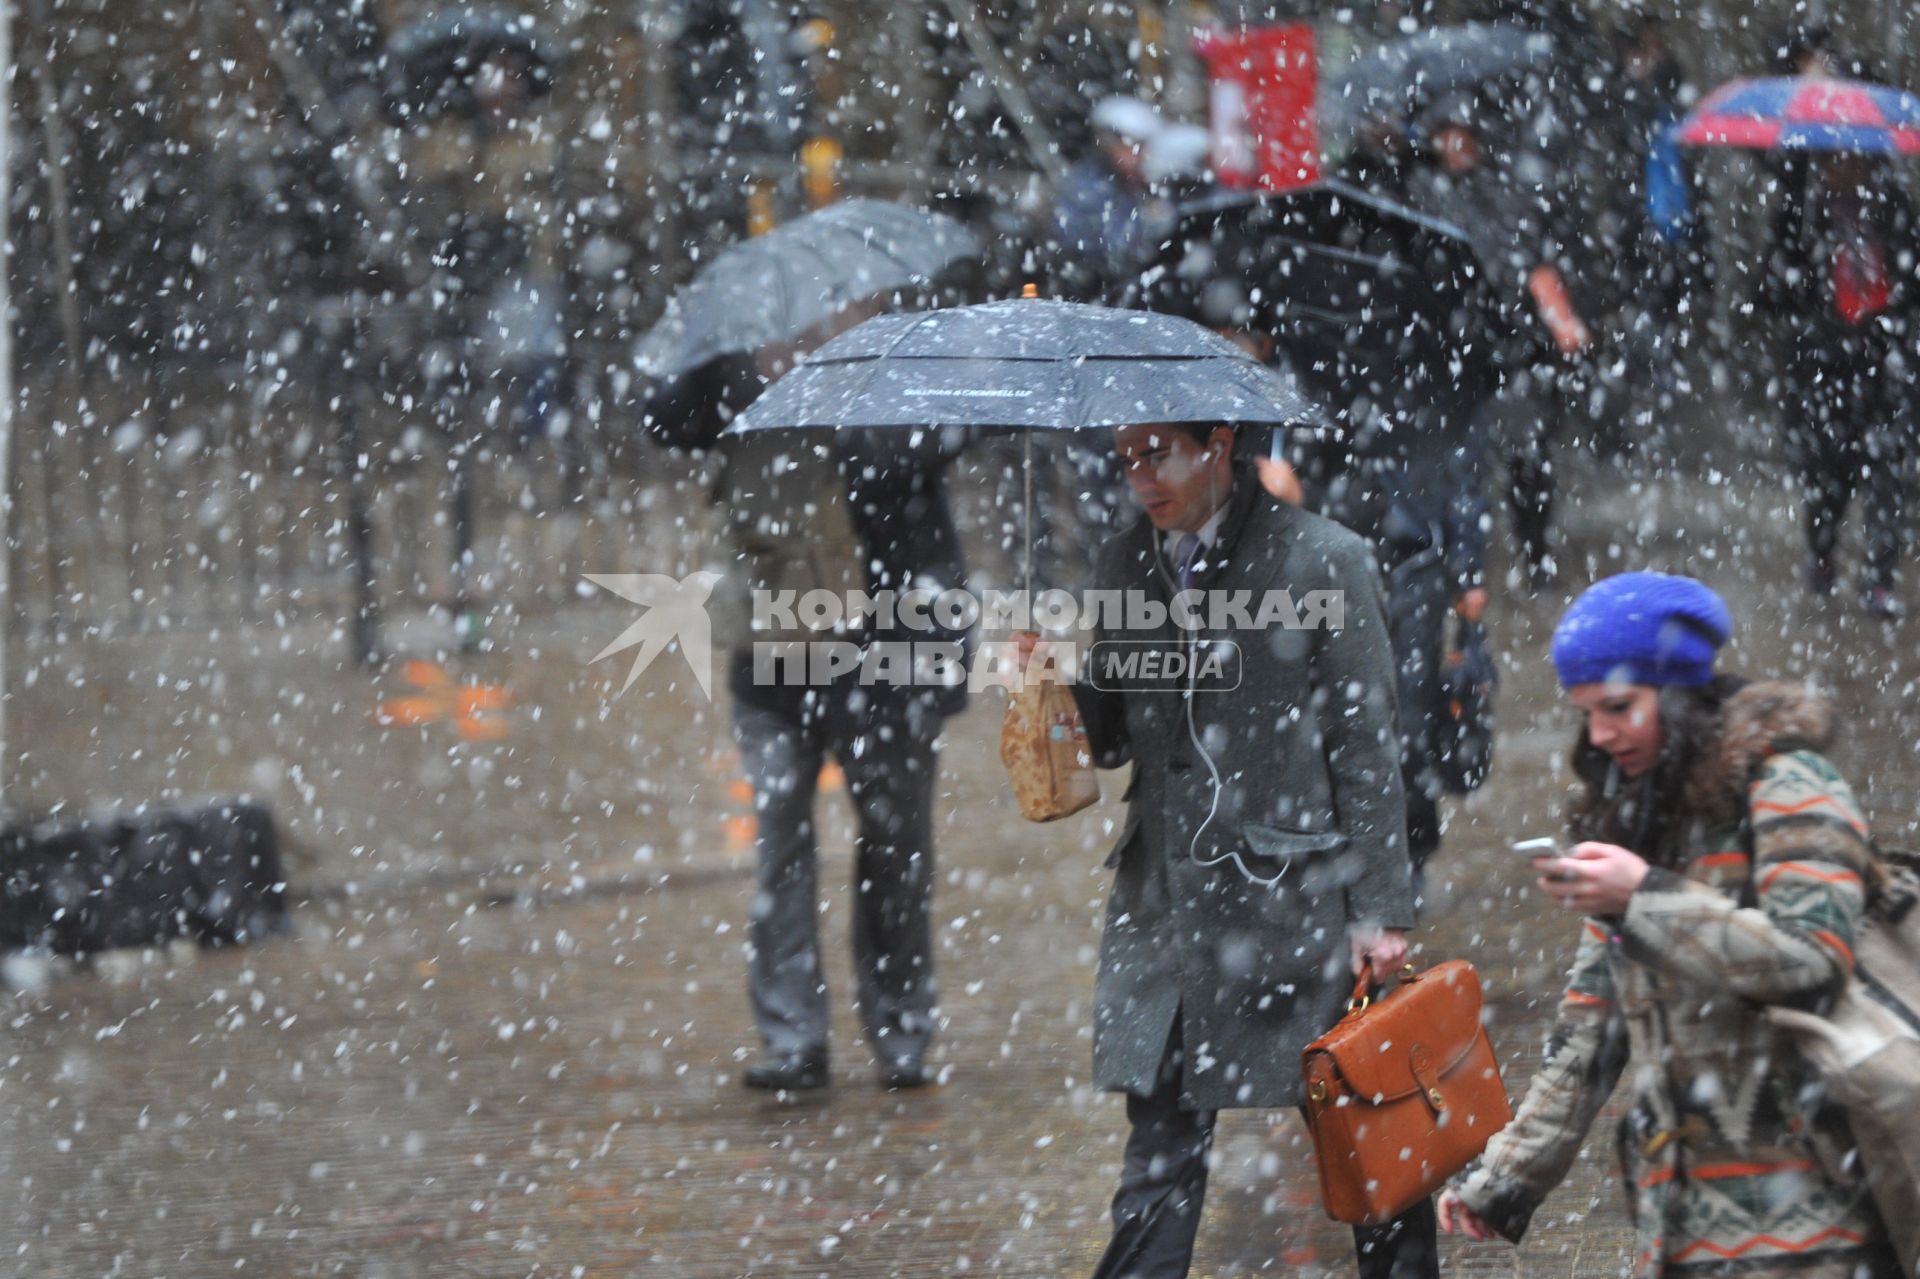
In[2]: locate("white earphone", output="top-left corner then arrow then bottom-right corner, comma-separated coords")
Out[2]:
1144,451 -> 1287,890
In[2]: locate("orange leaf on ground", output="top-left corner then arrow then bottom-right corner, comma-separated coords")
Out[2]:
374,695 -> 444,727
403,659 -> 452,689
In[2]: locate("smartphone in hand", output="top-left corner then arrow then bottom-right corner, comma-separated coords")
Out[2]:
1514,837 -> 1575,883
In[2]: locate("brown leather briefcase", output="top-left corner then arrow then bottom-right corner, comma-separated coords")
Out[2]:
1301,960 -> 1512,1225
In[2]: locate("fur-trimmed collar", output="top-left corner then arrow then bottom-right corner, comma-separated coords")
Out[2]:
1684,680 -> 1835,825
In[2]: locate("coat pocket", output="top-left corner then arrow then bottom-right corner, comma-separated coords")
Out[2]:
1102,808 -> 1144,870
1238,823 -> 1348,882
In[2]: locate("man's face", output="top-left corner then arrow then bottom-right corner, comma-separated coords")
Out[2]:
1103,134 -> 1148,188
1435,125 -> 1480,176
1113,423 -> 1232,533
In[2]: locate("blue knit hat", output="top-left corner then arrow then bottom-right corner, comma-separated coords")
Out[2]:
1551,572 -> 1732,689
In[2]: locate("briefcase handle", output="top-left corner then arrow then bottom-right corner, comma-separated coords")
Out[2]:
1345,963 -> 1421,1015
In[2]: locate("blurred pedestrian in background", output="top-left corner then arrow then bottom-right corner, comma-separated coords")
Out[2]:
1439,571 -> 1898,1275
1405,89 -> 1586,588
1141,123 -> 1217,231
407,42 -> 566,444
1765,151 -> 1918,618
1614,15 -> 1706,417
642,326 -> 971,1094
1047,95 -> 1164,304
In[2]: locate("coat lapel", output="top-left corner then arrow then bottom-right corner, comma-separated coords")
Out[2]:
1118,467 -> 1300,605
1194,472 -> 1296,597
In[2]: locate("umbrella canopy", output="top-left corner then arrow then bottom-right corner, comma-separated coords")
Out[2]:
1679,76 -> 1920,155
634,200 -> 984,382
386,8 -> 558,122
726,298 -> 1324,435
1128,182 -> 1495,419
1322,22 -> 1554,140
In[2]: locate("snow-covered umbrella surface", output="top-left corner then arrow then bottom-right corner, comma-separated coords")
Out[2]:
728,297 -> 1325,435
634,199 -> 984,382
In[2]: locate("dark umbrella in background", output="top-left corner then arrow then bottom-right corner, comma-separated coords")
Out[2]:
385,7 -> 558,123
635,200 -> 985,383
1127,181 -> 1495,453
729,297 -> 1325,585
1320,22 -> 1555,147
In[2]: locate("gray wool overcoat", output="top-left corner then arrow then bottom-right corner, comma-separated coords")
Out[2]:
1070,475 -> 1415,1110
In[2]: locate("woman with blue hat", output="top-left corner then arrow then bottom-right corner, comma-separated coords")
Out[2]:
1437,571 -> 1897,1275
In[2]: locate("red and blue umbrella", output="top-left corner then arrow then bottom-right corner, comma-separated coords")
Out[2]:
1678,76 -> 1920,155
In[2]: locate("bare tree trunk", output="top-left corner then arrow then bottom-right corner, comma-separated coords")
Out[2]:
636,0 -> 685,307
1,0 -> 12,814
24,0 -> 78,631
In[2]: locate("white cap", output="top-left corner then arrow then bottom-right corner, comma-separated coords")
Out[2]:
1090,95 -> 1163,144
1144,123 -> 1211,185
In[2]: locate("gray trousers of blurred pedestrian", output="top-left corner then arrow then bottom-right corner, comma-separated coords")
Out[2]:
734,697 -> 939,1067
1091,1022 -> 1439,1279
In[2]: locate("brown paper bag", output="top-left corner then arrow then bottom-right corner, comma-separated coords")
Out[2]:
999,679 -> 1100,822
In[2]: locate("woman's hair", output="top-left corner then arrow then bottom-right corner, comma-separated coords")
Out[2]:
1566,674 -> 1746,863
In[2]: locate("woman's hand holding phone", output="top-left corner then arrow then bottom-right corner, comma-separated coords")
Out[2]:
1527,840 -> 1650,915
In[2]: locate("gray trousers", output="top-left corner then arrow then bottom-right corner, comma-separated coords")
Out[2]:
1092,1022 -> 1439,1279
734,697 -> 939,1065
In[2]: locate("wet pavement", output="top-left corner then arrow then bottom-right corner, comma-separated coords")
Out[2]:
5,412 -> 1919,1277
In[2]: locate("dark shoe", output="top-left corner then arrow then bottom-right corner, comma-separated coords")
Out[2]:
743,1053 -> 829,1092
1862,586 -> 1905,621
878,1058 -> 934,1090
1807,554 -> 1837,596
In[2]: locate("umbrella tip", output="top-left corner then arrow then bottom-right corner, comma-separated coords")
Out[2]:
1021,282 -> 1039,299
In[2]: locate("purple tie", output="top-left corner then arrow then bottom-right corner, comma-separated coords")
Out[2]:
1175,533 -> 1203,594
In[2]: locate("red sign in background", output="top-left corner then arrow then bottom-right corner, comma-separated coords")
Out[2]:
1195,23 -> 1321,192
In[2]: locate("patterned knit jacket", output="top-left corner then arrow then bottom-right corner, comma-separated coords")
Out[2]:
1454,681 -> 1893,1278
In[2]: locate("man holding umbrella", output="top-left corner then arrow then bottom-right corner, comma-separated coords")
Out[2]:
1045,420 -> 1433,1279
734,296 -> 1430,1273
1681,71 -> 1920,615
638,202 -> 982,1092
1770,149 -> 1918,616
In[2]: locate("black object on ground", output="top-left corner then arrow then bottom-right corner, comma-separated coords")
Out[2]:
0,800 -> 291,958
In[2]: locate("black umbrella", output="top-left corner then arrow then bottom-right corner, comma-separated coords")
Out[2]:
728,297 -> 1321,435
635,201 -> 985,382
1321,22 -> 1554,142
386,8 -> 557,122
729,297 -> 1324,588
1127,182 -> 1495,424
